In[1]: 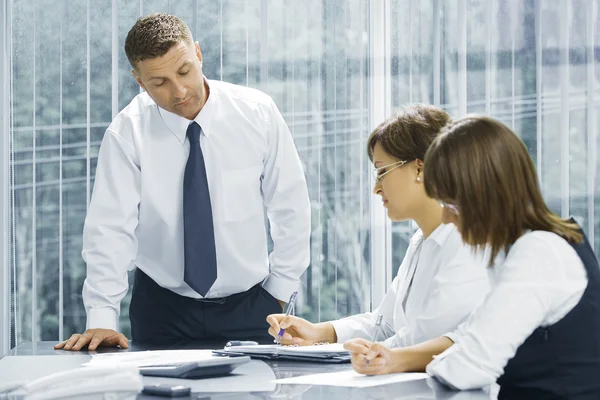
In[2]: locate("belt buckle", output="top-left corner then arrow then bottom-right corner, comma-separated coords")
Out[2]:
196,296 -> 226,304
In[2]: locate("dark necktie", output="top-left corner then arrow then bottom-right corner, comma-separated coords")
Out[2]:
183,121 -> 217,296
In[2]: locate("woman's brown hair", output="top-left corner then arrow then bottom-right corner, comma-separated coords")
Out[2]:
367,104 -> 451,163
423,115 -> 582,265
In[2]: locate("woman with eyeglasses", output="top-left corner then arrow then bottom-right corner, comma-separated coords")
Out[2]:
265,104 -> 490,353
347,115 -> 600,399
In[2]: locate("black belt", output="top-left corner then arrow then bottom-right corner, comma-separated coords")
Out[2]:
194,296 -> 227,304
193,283 -> 261,304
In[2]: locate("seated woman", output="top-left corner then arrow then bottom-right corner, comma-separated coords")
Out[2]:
265,104 -> 490,349
346,115 -> 600,399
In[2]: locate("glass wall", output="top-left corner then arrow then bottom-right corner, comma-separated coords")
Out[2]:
390,0 -> 600,277
7,0 -> 372,344
4,0 -> 600,347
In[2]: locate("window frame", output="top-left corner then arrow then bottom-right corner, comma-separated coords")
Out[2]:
369,0 -> 393,308
1,0 -> 11,356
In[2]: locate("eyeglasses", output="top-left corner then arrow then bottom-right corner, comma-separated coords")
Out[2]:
439,201 -> 459,215
373,160 -> 409,183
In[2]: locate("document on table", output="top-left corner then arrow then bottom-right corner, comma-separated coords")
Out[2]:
220,342 -> 351,362
277,343 -> 348,356
82,349 -> 216,368
273,369 -> 429,388
223,343 -> 348,356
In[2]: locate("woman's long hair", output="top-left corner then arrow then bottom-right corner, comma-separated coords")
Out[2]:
424,115 -> 582,265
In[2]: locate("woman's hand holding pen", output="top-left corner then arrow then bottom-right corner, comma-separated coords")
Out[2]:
265,314 -> 337,345
344,339 -> 400,375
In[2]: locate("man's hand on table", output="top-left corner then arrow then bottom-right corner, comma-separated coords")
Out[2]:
54,329 -> 129,351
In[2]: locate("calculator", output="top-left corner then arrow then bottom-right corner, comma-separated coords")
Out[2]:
138,356 -> 251,379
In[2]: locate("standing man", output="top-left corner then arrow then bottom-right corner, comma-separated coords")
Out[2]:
55,13 -> 310,350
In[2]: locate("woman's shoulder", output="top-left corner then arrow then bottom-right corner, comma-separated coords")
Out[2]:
512,230 -> 575,255
504,230 -> 584,279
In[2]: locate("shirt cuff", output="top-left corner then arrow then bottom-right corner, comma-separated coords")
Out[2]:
261,274 -> 299,303
426,345 -> 460,389
87,307 -> 118,332
443,331 -> 461,344
329,319 -> 356,343
382,335 -> 399,348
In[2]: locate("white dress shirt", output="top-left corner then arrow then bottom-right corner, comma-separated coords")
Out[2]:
427,230 -> 588,390
82,79 -> 311,331
330,223 -> 490,347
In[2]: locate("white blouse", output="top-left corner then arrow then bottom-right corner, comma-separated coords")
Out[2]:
330,223 -> 490,347
427,230 -> 588,390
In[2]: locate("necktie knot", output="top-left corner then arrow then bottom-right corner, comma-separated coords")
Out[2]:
187,121 -> 201,144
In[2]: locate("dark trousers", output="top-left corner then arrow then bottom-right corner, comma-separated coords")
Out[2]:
130,268 -> 281,344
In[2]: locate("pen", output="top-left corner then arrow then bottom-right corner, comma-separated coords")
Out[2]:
366,313 -> 383,365
369,313 -> 383,343
276,291 -> 298,344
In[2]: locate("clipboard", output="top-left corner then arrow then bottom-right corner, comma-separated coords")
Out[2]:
213,343 -> 351,363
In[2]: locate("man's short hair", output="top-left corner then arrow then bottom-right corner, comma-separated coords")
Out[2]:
125,13 -> 193,68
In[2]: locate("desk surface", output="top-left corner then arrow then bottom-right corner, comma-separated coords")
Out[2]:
2,341 -> 493,400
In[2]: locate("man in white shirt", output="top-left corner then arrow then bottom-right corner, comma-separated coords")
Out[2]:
55,13 -> 310,351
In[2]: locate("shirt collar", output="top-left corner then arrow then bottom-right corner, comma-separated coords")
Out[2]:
158,77 -> 217,144
421,223 -> 456,247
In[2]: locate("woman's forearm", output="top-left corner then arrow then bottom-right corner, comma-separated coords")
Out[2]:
392,336 -> 454,372
315,322 -> 338,343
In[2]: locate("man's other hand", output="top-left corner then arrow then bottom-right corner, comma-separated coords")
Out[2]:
54,329 -> 129,351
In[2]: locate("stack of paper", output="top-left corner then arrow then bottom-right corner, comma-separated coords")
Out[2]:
223,343 -> 349,359
277,343 -> 349,357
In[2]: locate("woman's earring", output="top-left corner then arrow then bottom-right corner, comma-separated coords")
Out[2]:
416,176 -> 422,182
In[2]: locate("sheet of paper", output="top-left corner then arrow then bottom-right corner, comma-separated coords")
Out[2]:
280,343 -> 348,354
82,349 -> 216,368
273,369 -> 429,388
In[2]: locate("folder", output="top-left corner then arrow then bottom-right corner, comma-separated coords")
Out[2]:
213,343 -> 351,363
